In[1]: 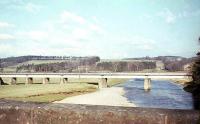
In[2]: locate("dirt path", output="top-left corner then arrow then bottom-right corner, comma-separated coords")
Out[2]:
54,87 -> 135,107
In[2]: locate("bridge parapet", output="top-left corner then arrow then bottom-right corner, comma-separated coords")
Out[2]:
0,100 -> 199,124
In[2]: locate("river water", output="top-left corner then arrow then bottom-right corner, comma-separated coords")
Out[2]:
115,79 -> 194,110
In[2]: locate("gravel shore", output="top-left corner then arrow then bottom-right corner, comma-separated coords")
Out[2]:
55,87 -> 135,107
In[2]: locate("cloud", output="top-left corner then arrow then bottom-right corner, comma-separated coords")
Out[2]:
166,15 -> 176,24
0,44 -> 12,50
71,28 -> 90,39
24,3 -> 43,14
157,8 -> 200,24
130,37 -> 156,50
17,31 -> 48,41
0,10 -> 106,57
0,1 -> 43,14
92,16 -> 100,24
0,44 -> 14,57
111,36 -> 156,52
60,11 -> 86,24
157,8 -> 176,24
178,9 -> 200,18
0,34 -> 14,41
89,24 -> 104,34
0,0 -> 24,9
0,21 -> 15,28
142,8 -> 200,24
137,44 -> 154,50
58,11 -> 105,39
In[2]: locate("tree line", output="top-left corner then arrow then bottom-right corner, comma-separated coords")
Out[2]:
0,55 -> 100,68
95,61 -> 156,72
16,57 -> 100,73
0,55 -> 193,72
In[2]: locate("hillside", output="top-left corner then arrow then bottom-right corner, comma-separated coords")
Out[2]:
0,55 -> 193,73
124,56 -> 194,72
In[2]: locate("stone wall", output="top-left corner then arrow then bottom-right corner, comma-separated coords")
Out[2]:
0,100 -> 199,124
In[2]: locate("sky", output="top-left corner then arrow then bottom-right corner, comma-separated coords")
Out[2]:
0,0 -> 200,59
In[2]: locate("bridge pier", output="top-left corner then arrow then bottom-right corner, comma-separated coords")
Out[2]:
26,77 -> 33,84
60,78 -> 68,84
144,78 -> 151,91
11,77 -> 17,85
43,78 -> 50,84
99,78 -> 108,88
0,77 -> 3,85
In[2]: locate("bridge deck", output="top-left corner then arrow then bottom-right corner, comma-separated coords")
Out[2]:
0,73 -> 191,79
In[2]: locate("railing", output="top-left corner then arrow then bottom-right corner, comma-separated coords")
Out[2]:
0,72 -> 191,78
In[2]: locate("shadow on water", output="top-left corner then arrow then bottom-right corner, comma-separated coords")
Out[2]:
116,79 -> 194,110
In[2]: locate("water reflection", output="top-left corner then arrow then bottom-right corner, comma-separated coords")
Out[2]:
116,79 -> 194,110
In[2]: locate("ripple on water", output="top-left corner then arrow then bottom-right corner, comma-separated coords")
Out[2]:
115,79 -> 194,110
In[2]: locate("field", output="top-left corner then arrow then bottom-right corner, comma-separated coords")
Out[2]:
3,60 -> 69,72
15,60 -> 69,65
0,78 -> 128,102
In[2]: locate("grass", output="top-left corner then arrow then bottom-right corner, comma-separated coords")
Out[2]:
0,78 -> 128,102
16,60 -> 69,66
3,60 -> 70,72
107,78 -> 129,86
5,90 -> 95,103
0,83 -> 97,102
170,78 -> 192,86
7,93 -> 74,103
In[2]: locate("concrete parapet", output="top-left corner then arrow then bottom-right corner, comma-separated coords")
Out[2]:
0,100 -> 199,124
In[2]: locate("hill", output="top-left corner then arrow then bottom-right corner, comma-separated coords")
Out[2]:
0,55 -> 194,73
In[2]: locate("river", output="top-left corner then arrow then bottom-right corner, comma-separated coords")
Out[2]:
115,79 -> 194,110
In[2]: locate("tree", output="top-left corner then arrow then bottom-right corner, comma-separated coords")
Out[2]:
192,38 -> 200,84
184,37 -> 200,110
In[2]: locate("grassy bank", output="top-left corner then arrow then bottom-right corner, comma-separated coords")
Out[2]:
0,83 -> 97,102
107,78 -> 129,86
0,78 -> 128,102
169,78 -> 192,86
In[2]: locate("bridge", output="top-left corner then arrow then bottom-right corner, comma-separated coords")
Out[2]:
0,73 -> 191,90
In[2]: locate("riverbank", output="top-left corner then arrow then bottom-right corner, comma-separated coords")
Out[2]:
150,78 -> 192,87
170,78 -> 192,86
55,87 -> 135,107
0,78 -> 128,103
0,83 -> 97,102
